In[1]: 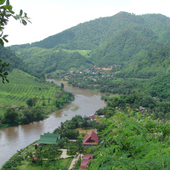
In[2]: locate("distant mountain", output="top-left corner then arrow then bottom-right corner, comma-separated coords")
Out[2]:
10,12 -> 170,74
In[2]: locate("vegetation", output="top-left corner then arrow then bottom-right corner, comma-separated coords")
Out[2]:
2,10 -> 170,170
0,69 -> 74,127
11,47 -> 93,74
0,0 -> 30,83
1,114 -> 96,170
10,12 -> 170,75
88,111 -> 170,169
1,141 -> 73,170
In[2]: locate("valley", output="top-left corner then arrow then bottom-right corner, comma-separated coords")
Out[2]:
1,11 -> 170,169
0,81 -> 106,168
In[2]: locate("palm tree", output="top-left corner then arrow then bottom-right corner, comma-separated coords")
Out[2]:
75,139 -> 84,158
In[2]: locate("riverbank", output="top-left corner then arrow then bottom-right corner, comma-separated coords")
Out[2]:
0,90 -> 74,129
1,122 -> 96,170
0,80 -> 106,168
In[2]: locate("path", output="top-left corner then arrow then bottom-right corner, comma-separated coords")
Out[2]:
58,149 -> 72,159
69,154 -> 83,170
42,149 -> 73,160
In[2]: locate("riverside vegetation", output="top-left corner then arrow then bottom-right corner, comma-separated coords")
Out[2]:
1,115 -> 99,170
0,68 -> 74,128
0,48 -> 74,128
2,107 -> 170,169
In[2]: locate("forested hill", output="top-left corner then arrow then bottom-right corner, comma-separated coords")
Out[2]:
11,12 -> 170,51
116,46 -> 170,78
10,12 -> 170,74
0,45 -> 44,79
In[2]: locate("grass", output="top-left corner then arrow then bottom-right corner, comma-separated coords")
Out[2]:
75,128 -> 97,134
17,161 -> 41,170
16,157 -> 73,170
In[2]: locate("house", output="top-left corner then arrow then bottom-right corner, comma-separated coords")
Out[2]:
89,114 -> 96,120
83,131 -> 98,147
80,154 -> 93,170
37,133 -> 62,144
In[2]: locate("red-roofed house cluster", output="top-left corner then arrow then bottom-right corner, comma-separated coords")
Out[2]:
83,131 -> 98,147
79,131 -> 98,169
80,154 -> 93,170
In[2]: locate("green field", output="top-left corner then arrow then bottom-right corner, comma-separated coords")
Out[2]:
0,69 -> 60,108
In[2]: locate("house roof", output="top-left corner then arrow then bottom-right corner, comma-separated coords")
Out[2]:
89,114 -> 96,120
83,131 -> 98,145
83,154 -> 93,160
80,154 -> 93,169
37,133 -> 61,144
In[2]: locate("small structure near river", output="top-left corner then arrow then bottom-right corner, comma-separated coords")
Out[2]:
37,133 -> 62,144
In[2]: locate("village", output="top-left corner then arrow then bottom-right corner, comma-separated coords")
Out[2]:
2,113 -> 104,170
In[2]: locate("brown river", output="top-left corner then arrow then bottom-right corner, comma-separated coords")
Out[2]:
0,79 -> 106,168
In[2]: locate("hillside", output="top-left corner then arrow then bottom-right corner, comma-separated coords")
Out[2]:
0,69 -> 57,107
116,46 -> 170,78
10,12 -> 170,74
0,45 -> 45,80
10,47 -> 93,74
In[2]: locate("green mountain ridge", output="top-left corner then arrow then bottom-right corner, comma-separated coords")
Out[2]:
10,12 -> 170,75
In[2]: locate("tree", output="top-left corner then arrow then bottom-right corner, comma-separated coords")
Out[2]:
2,108 -> 18,125
0,0 -> 30,83
89,111 -> 170,169
61,82 -> 64,90
26,97 -> 37,107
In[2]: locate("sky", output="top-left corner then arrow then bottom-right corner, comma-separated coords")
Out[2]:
4,0 -> 170,46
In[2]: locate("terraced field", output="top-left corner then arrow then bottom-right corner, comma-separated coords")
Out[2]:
0,69 -> 59,107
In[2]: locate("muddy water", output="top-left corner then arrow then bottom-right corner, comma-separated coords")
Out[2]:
0,80 -> 106,168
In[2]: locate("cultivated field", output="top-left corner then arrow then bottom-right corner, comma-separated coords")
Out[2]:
0,69 -> 60,108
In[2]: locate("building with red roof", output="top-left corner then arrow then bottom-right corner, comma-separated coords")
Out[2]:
89,114 -> 96,120
83,131 -> 98,147
80,154 -> 93,170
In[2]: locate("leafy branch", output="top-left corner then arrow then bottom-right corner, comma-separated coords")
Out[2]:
0,0 -> 31,83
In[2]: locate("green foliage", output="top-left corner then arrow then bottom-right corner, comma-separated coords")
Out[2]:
145,73 -> 170,100
116,46 -> 170,79
0,69 -> 58,106
89,111 -> 170,170
0,0 -> 30,83
26,97 -> 38,107
2,108 -> 18,125
53,115 -> 95,139
2,105 -> 45,125
0,58 -> 9,83
11,48 -> 93,74
10,12 -> 170,74
61,82 -> 64,90
55,91 -> 74,109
